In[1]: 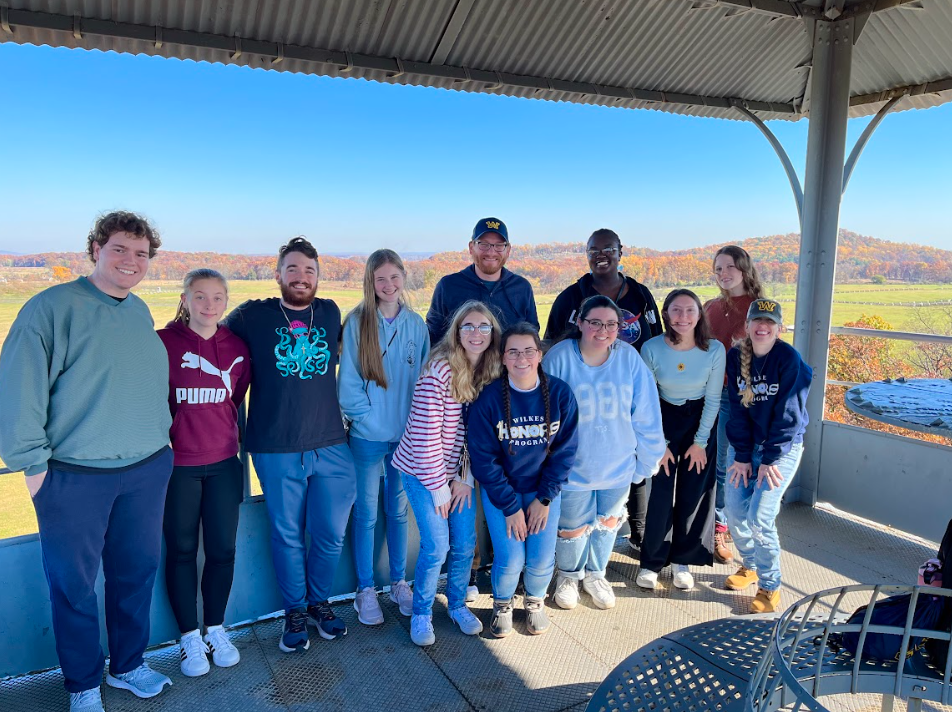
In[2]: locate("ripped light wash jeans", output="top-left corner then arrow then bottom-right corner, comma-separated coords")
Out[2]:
556,486 -> 628,580
724,442 -> 803,592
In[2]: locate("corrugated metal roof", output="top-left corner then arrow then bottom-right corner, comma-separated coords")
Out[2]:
1,0 -> 950,121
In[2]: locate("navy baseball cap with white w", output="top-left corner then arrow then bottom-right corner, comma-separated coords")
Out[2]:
746,298 -> 783,325
472,217 -> 509,243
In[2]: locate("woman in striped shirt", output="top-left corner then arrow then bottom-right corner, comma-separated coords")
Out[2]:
392,300 -> 503,647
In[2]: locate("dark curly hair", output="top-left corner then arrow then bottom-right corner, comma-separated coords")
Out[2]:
86,211 -> 161,264
277,236 -> 320,272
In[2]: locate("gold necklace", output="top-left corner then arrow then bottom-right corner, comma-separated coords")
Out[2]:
279,301 -> 314,337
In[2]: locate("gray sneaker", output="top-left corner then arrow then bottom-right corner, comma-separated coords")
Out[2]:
106,663 -> 172,699
490,598 -> 514,638
69,687 -> 104,712
524,596 -> 550,635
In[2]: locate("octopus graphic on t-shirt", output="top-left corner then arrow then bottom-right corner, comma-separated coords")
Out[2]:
274,320 -> 330,379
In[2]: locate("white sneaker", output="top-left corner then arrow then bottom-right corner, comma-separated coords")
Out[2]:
69,687 -> 104,712
636,568 -> 659,590
354,586 -> 385,625
178,629 -> 210,677
553,575 -> 580,610
673,564 -> 695,590
448,606 -> 483,635
582,573 -> 616,610
106,663 -> 172,698
204,625 -> 240,667
410,614 -> 435,646
389,580 -> 413,617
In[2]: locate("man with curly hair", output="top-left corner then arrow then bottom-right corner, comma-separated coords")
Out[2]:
0,211 -> 174,712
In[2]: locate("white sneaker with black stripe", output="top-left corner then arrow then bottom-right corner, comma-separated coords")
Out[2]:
204,625 -> 240,667
179,629 -> 210,677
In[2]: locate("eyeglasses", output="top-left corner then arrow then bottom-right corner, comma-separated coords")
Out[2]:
586,247 -> 619,258
460,324 -> 493,335
473,240 -> 509,253
505,347 -> 540,360
582,318 -> 620,332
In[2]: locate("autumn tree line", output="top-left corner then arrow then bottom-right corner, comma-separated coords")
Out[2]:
7,229 -> 952,291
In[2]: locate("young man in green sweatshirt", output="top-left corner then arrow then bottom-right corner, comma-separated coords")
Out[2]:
0,212 -> 175,712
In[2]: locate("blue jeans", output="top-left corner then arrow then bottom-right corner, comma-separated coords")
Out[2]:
724,442 -> 803,592
348,437 -> 409,590
481,489 -> 561,600
251,444 -> 357,610
556,486 -> 628,580
715,386 -> 730,526
402,473 -> 476,616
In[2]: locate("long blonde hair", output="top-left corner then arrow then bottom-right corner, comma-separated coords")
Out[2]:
345,249 -> 411,389
174,268 -> 228,324
429,300 -> 503,403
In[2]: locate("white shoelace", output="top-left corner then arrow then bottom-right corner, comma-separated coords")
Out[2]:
182,634 -> 209,661
205,627 -> 235,655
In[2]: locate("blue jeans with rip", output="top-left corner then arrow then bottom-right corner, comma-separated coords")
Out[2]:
251,444 -> 357,610
715,386 -> 731,526
402,473 -> 476,616
482,489 -> 561,600
348,437 -> 409,590
556,486 -> 628,580
724,442 -> 803,592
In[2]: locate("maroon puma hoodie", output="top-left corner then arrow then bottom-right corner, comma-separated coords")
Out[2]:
157,320 -> 251,467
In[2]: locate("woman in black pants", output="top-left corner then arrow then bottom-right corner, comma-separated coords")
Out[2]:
157,269 -> 250,677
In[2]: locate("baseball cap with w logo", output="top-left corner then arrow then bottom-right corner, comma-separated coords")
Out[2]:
471,217 -> 509,243
746,299 -> 783,325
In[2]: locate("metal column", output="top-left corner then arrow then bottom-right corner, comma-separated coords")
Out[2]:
791,18 -> 854,504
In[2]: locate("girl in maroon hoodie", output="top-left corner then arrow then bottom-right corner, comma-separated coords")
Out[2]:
157,269 -> 250,678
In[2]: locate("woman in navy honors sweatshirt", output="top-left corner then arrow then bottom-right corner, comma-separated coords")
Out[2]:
723,298 -> 812,614
467,323 -> 580,638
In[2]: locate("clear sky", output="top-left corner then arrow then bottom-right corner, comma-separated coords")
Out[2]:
2,42 -> 951,256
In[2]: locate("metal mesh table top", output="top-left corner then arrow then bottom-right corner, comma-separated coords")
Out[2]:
845,379 -> 952,436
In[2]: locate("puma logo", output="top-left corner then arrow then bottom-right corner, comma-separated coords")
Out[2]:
180,352 -> 245,396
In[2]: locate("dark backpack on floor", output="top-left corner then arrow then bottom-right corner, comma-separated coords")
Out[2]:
835,593 -> 946,663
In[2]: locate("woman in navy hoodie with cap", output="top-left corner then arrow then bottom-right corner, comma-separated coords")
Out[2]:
157,268 -> 250,679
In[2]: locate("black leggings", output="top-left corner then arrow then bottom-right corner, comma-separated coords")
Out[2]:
640,398 -> 717,571
627,481 -> 648,546
163,456 -> 243,633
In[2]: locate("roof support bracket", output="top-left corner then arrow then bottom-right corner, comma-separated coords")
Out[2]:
154,26 -> 163,50
339,51 -> 354,73
732,101 -> 804,226
388,57 -> 405,79
842,93 -> 904,193
72,14 -> 82,40
272,43 -> 284,65
1,8 -> 14,34
231,37 -> 242,60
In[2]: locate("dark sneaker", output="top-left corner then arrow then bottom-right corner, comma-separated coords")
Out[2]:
524,596 -> 550,635
279,608 -> 310,653
308,601 -> 347,640
490,598 -> 514,638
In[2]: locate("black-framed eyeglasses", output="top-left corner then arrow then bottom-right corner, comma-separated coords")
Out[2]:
505,347 -> 540,360
460,324 -> 493,335
581,318 -> 620,332
587,247 -> 619,257
473,240 -> 509,253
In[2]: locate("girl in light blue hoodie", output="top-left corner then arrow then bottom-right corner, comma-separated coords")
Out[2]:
543,295 -> 665,612
339,249 -> 430,626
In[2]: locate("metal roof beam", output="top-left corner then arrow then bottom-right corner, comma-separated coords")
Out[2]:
841,0 -> 927,18
429,0 -> 478,65
691,0 -> 819,19
4,8 -> 799,115
850,76 -> 952,106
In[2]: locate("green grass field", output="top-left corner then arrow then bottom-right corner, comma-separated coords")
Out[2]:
2,276 -> 951,538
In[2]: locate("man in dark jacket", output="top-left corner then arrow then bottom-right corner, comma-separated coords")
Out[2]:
426,217 -> 539,345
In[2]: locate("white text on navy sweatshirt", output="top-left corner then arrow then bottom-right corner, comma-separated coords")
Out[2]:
725,340 -> 813,466
467,376 -> 580,517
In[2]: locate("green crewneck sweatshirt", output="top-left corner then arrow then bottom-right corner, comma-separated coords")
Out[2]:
0,277 -> 171,476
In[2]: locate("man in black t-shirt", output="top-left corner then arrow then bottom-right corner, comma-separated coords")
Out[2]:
225,237 -> 356,652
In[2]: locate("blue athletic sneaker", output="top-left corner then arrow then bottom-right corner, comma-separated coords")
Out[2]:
105,663 -> 172,698
279,608 -> 310,653
307,601 -> 347,640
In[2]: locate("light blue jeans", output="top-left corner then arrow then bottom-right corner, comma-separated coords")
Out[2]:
348,437 -> 409,590
724,442 -> 803,592
481,489 -> 562,600
715,385 -> 731,526
251,445 -> 357,610
556,486 -> 629,580
402,473 -> 476,616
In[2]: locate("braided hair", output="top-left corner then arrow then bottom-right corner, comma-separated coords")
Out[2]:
738,336 -> 755,408
500,322 -> 551,456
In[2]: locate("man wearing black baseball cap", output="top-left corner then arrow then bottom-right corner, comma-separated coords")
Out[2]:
425,217 -> 539,345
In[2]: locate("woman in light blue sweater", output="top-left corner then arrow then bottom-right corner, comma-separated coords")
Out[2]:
338,249 -> 430,626
638,289 -> 725,592
543,295 -> 665,612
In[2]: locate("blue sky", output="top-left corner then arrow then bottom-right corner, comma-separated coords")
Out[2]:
2,42 -> 951,255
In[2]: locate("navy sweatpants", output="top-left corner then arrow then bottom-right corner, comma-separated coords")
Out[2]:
31,448 -> 174,693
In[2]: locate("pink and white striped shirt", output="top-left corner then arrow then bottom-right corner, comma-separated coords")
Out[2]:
392,359 -> 468,507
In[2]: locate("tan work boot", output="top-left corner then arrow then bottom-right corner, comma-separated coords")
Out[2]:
725,566 -> 758,591
714,525 -> 733,564
750,588 -> 781,614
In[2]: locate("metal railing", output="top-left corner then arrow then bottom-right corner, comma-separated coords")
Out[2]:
745,584 -> 952,712
826,326 -> 952,388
